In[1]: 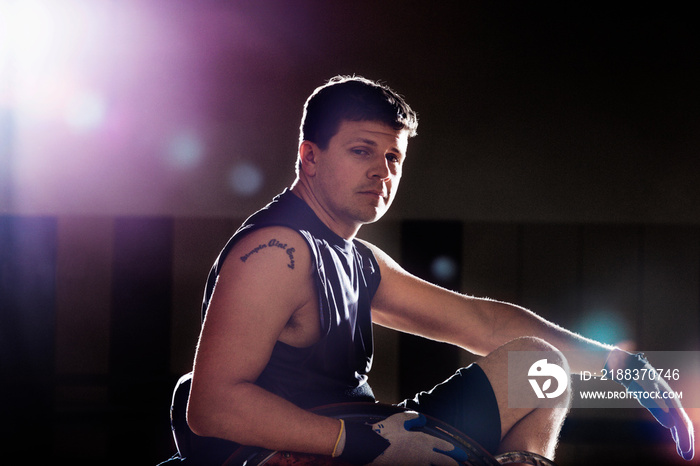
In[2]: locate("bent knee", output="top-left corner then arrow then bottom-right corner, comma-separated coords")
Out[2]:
508,337 -> 572,404
478,336 -> 572,405
499,337 -> 568,367
501,336 -> 560,352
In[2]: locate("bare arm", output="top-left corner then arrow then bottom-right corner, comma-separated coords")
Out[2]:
364,241 -> 694,461
187,226 -> 341,455
362,240 -> 612,374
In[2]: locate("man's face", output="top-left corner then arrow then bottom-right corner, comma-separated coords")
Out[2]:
309,120 -> 409,236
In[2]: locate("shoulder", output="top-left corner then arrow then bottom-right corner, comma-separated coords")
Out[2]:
223,226 -> 313,277
203,226 -> 316,330
355,239 -> 435,320
355,239 -> 404,275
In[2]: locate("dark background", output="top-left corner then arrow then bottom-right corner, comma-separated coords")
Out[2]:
1,1 -> 698,464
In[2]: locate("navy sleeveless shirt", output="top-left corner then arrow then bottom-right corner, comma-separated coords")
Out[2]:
201,190 -> 381,409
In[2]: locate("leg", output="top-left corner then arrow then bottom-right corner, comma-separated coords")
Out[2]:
397,365 -> 502,455
476,336 -> 571,460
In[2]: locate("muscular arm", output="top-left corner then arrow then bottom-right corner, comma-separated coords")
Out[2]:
364,241 -> 694,461
362,241 -> 612,374
187,227 -> 341,454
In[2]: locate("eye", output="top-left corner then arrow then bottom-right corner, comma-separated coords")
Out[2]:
386,153 -> 401,164
351,148 -> 371,157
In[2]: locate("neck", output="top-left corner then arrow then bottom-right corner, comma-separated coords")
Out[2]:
290,179 -> 360,240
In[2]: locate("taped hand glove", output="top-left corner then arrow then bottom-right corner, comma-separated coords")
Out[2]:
337,411 -> 467,466
605,349 -> 694,461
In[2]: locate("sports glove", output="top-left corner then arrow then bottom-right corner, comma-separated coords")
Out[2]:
605,349 -> 694,461
337,411 -> 467,465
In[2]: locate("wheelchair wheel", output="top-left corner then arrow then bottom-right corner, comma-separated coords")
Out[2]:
224,402 -> 501,466
494,451 -> 557,465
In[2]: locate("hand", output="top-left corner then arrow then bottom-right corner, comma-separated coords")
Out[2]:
368,412 -> 467,466
606,350 -> 695,460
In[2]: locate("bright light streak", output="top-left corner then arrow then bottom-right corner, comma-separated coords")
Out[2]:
7,0 -> 55,59
2,0 -> 111,124
2,0 -> 220,215
2,0 -> 56,71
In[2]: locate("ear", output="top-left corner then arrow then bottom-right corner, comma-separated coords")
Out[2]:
298,141 -> 319,177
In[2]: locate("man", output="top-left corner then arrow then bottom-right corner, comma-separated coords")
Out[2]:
184,76 -> 694,465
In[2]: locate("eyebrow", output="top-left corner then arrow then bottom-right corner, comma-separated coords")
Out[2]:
346,137 -> 378,146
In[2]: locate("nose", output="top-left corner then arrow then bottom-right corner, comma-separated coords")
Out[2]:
370,156 -> 391,181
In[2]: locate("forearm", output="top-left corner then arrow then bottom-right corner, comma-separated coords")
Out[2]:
369,241 -> 618,374
463,297 -> 615,374
187,378 -> 341,455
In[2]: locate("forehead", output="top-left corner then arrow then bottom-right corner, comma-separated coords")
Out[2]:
333,120 -> 409,153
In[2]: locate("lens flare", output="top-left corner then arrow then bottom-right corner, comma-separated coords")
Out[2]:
165,131 -> 204,169
430,255 -> 458,282
575,309 -> 630,346
228,162 -> 263,196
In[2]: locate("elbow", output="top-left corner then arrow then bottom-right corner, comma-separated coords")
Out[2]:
186,381 -> 248,442
186,391 -> 217,438
187,380 -> 234,439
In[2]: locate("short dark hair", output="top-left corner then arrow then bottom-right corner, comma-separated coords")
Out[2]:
299,76 -> 418,150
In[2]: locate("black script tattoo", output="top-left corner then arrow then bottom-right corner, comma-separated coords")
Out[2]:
286,248 -> 295,270
240,238 -> 296,270
239,243 -> 267,262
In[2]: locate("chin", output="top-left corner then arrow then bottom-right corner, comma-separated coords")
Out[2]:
353,202 -> 391,226
363,209 -> 388,224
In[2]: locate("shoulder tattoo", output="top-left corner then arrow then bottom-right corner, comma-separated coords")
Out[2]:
239,238 -> 296,270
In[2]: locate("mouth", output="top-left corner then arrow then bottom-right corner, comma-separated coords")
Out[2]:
359,190 -> 388,201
